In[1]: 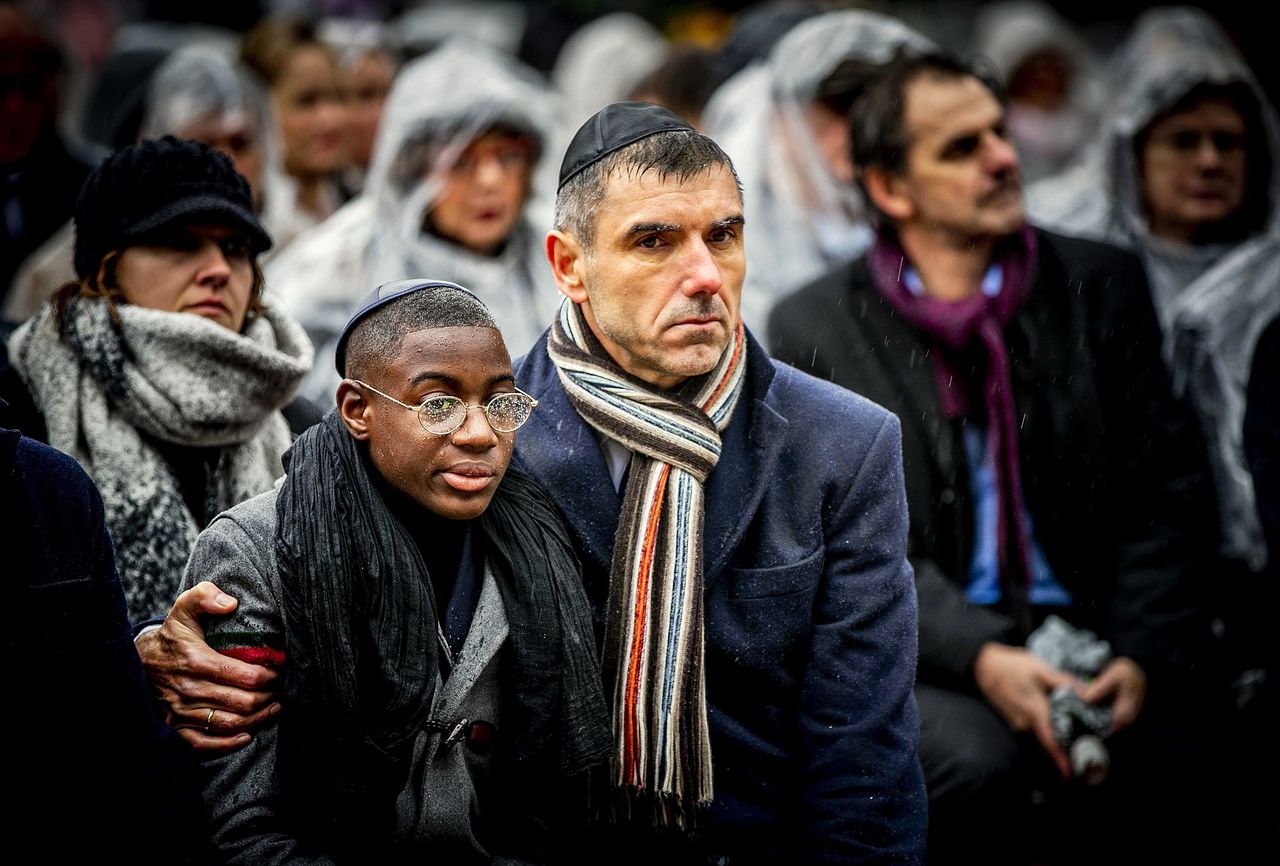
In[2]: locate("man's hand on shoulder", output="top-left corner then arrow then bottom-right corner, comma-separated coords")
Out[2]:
973,642 -> 1077,777
136,581 -> 282,751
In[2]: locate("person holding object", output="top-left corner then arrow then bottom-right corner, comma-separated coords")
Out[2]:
770,52 -> 1221,865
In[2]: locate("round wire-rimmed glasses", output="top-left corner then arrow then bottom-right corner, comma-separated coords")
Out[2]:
352,379 -> 538,435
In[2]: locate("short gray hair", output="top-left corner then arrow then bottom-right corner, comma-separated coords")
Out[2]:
345,284 -> 498,380
553,129 -> 742,252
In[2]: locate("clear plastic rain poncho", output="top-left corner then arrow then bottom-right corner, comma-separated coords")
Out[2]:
266,39 -> 562,407
4,42 -> 276,322
551,12 -> 669,135
969,1 -> 1104,183
1029,9 -> 1280,570
702,10 -> 933,335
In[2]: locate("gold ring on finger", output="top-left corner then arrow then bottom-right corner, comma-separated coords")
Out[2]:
205,708 -> 216,732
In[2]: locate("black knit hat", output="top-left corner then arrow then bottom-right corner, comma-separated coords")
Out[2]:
73,136 -> 272,279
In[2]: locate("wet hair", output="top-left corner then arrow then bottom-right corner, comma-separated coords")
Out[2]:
554,129 -> 742,252
850,51 -> 1000,226
814,57 -> 885,119
1136,80 -> 1271,241
344,284 -> 498,380
626,46 -> 720,127
240,17 -> 330,87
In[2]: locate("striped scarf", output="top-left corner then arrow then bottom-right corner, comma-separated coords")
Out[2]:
547,299 -> 747,827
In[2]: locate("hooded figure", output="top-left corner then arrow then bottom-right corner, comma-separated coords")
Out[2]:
1029,9 -> 1280,571
267,40 -> 561,407
551,12 -> 669,134
969,1 -> 1103,183
702,10 -> 933,334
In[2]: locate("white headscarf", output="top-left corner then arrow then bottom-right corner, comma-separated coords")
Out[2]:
1029,8 -> 1280,570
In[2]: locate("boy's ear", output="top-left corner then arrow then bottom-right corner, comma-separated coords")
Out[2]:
337,379 -> 373,440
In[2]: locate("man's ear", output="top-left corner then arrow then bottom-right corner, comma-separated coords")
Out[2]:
546,229 -> 589,304
864,165 -> 915,223
336,379 -> 373,441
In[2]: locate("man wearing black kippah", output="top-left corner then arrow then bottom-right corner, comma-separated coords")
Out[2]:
507,101 -> 926,863
139,104 -> 927,865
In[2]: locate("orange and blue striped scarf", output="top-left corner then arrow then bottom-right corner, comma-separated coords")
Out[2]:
547,299 -> 747,828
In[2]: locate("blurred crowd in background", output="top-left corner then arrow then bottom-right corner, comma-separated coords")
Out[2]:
4,1 -> 1280,863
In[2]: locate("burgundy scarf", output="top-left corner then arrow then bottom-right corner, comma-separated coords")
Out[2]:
868,226 -> 1038,593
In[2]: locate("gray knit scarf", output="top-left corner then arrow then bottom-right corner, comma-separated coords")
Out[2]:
7,297 -> 312,621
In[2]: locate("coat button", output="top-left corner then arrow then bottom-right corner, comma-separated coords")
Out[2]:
940,488 -> 956,505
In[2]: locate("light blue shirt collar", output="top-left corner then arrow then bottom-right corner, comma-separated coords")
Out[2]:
903,263 -> 1003,299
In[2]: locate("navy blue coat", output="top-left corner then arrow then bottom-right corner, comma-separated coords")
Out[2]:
514,331 -> 927,865
1,425 -> 207,863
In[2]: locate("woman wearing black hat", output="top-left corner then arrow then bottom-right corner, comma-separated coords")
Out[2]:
0,135 -> 314,623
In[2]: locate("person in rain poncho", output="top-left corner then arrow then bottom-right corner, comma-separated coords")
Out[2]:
266,40 -> 561,407
6,42 -> 282,322
241,18 -> 348,253
1030,8 -> 1280,574
969,1 -> 1103,184
319,17 -> 399,197
702,9 -> 933,336
551,12 -> 669,134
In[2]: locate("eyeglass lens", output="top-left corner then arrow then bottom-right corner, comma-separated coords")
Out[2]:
417,393 -> 534,434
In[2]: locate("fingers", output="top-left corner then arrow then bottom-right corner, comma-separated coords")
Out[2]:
1031,714 -> 1071,779
170,701 -> 282,736
166,582 -> 238,635
170,675 -> 279,715
176,727 -> 252,753
1034,659 -> 1081,692
1079,667 -> 1118,705
198,650 -> 280,691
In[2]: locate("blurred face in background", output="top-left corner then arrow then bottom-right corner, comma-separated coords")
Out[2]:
343,48 -> 396,172
0,7 -> 59,166
178,114 -> 266,208
425,130 -> 534,256
1140,97 -> 1248,244
272,45 -> 346,180
1006,48 -> 1071,113
804,102 -> 856,185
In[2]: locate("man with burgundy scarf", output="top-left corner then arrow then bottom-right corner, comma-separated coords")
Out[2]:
771,53 -> 1222,865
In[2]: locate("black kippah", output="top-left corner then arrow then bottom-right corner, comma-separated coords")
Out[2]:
558,101 -> 693,189
73,136 -> 271,279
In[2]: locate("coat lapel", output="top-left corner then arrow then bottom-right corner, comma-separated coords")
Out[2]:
433,564 -> 508,719
703,337 -> 788,583
514,339 -> 621,581
857,287 -> 957,481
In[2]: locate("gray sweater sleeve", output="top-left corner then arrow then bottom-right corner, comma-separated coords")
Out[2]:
181,494 -> 337,866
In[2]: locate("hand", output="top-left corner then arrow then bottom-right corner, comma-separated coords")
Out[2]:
1079,656 -> 1147,734
137,581 -> 282,751
973,642 -> 1079,778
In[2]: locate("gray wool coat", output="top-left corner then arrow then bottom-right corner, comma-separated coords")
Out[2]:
180,487 -> 514,865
